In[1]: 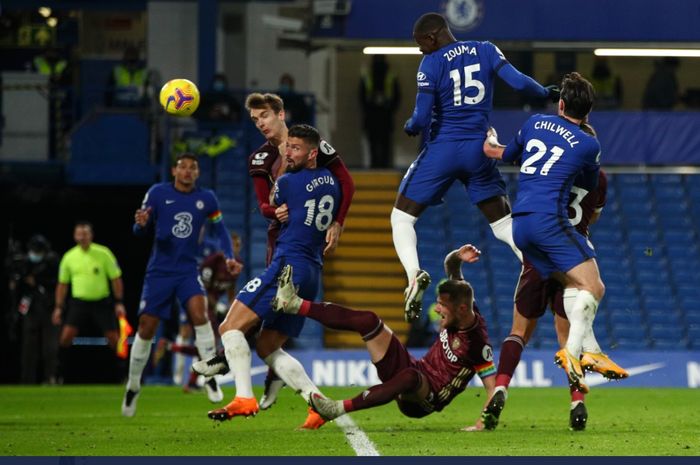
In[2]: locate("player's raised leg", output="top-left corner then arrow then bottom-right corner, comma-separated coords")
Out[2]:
391,206 -> 431,322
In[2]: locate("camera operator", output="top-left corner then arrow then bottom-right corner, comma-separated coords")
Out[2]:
8,235 -> 59,384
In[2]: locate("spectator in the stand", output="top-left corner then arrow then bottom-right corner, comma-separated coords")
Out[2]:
33,47 -> 69,85
642,57 -> 679,110
278,73 -> 312,126
33,46 -> 72,158
195,73 -> 242,123
106,46 -> 149,107
8,235 -> 59,384
589,57 -> 623,109
359,54 -> 401,168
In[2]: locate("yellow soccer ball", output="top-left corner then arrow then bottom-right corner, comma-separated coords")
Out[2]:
159,78 -> 200,116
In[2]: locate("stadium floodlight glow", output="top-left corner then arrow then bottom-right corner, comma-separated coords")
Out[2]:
363,47 -> 421,55
594,48 -> 700,57
46,17 -> 58,28
38,7 -> 52,18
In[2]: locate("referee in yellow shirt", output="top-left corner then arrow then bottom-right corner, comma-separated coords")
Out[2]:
52,222 -> 126,356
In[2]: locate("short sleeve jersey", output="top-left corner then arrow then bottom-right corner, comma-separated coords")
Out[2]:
569,169 -> 607,237
139,182 -> 224,274
504,114 -> 601,217
416,40 -> 508,141
414,310 -> 495,412
271,167 -> 340,266
58,243 -> 122,301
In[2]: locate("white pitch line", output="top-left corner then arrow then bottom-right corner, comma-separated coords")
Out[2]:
334,414 -> 380,456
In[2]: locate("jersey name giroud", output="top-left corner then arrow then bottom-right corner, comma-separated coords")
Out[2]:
305,175 -> 335,192
443,44 -> 477,62
439,330 -> 459,363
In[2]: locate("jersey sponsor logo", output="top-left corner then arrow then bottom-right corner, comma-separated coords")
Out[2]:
439,330 -> 459,363
482,345 -> 493,362
417,72 -> 427,81
319,140 -> 336,155
444,0 -> 484,32
196,200 -> 204,210
172,212 -> 193,238
166,199 -> 175,204
252,152 -> 269,166
417,81 -> 430,87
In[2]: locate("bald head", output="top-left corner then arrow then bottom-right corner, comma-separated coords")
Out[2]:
412,12 -> 455,55
413,12 -> 447,35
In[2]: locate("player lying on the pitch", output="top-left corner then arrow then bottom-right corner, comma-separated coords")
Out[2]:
273,245 -> 497,430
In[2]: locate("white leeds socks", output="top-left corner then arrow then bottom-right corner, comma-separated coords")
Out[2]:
264,348 -> 321,401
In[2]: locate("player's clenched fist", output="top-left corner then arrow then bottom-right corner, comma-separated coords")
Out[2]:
134,207 -> 152,227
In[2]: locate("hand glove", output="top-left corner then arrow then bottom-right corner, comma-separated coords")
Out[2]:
545,85 -> 560,103
404,120 -> 419,137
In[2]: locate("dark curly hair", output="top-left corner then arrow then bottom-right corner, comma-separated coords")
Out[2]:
560,72 -> 596,120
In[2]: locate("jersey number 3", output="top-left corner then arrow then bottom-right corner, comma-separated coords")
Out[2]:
449,64 -> 485,106
303,195 -> 335,231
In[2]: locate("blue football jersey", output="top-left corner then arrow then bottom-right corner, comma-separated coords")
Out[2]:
412,40 -> 545,141
504,115 -> 601,217
272,167 -> 340,266
139,183 -> 225,273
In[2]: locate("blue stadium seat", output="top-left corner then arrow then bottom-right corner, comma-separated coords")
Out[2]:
687,325 -> 700,348
612,335 -> 649,350
616,174 -> 649,185
651,338 -> 689,350
609,310 -> 644,326
683,310 -> 700,325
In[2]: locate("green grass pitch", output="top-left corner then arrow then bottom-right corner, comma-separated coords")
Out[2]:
1,385 -> 698,456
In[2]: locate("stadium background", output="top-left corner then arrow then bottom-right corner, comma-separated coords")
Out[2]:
1,0 -> 699,392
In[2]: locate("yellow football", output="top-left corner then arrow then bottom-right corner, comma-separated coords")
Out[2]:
159,78 -> 200,116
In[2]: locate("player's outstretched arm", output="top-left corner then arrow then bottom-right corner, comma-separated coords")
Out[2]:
461,374 -> 496,432
444,244 -> 481,280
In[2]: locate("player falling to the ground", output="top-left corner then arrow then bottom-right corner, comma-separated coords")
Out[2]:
273,244 -> 498,430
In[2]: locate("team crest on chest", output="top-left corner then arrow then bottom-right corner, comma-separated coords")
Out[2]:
452,338 -> 461,350
196,200 -> 204,210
